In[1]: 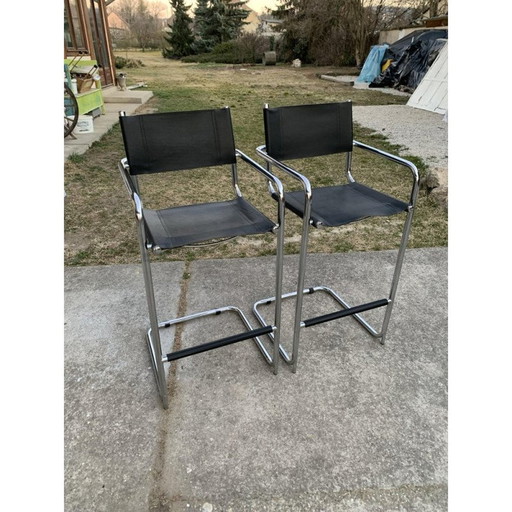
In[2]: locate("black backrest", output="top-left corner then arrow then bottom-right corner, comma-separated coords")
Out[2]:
263,102 -> 353,160
119,108 -> 237,175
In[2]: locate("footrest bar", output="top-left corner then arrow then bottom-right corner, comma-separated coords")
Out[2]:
164,325 -> 274,362
302,299 -> 389,328
159,306 -> 231,328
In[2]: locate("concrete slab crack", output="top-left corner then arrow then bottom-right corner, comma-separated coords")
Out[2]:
148,259 -> 192,511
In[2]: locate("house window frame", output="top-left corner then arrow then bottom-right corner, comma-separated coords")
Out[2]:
64,0 -> 91,55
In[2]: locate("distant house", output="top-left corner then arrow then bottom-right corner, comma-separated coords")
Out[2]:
107,10 -> 129,33
64,0 -> 116,88
106,10 -> 131,47
257,14 -> 283,38
240,4 -> 261,34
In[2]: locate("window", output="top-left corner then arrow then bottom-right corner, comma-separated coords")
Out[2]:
64,0 -> 89,54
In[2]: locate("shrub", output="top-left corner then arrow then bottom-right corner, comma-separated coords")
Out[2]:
115,56 -> 145,69
181,35 -> 271,65
234,33 -> 270,63
211,40 -> 237,55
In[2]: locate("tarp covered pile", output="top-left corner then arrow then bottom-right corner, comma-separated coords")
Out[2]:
359,29 -> 448,93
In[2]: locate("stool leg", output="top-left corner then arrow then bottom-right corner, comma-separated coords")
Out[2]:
291,199 -> 312,373
380,206 -> 415,345
272,197 -> 286,374
137,223 -> 169,409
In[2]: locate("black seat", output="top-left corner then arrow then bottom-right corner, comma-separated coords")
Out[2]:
282,182 -> 408,228
118,107 -> 286,408
142,197 -> 275,249
253,102 -> 420,372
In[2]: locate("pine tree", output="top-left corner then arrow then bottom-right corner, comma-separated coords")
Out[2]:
193,0 -> 250,53
225,0 -> 250,39
163,0 -> 194,58
193,0 -> 210,35
205,0 -> 232,45
192,0 -> 215,53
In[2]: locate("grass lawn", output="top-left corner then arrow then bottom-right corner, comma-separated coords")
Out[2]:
64,51 -> 447,266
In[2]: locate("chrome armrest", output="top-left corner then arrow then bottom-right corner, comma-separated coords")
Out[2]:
353,140 -> 420,206
235,149 -> 285,203
255,145 -> 312,199
255,144 -> 314,228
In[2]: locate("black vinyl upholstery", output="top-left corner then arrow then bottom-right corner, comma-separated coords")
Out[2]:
119,108 -> 275,249
282,183 -> 408,227
143,197 -> 275,249
120,108 -> 236,175
264,102 -> 353,160
264,102 -> 408,227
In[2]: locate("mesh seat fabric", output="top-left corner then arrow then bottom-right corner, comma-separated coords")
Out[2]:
119,108 -> 237,175
283,182 -> 409,227
143,196 -> 275,249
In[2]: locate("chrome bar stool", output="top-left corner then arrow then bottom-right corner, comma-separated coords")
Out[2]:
118,107 -> 286,408
253,102 -> 420,372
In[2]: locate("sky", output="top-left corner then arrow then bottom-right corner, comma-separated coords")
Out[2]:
243,0 -> 279,13
152,0 -> 279,17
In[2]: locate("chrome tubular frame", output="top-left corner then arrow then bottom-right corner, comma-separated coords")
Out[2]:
352,140 -> 420,344
235,149 -> 286,373
255,144 -> 312,372
253,136 -> 419,373
118,135 -> 286,408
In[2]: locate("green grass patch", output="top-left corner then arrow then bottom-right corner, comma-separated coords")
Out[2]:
64,52 -> 447,266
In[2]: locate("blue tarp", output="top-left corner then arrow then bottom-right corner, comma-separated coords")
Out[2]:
356,44 -> 389,83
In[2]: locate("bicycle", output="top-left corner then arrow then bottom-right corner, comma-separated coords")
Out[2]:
64,82 -> 79,138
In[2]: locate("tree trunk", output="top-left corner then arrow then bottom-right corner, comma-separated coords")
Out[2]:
430,1 -> 439,18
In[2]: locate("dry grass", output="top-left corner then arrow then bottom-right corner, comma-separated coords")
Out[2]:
64,51 -> 447,266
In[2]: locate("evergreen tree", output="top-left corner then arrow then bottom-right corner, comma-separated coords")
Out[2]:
225,0 -> 250,39
205,0 -> 232,45
193,0 -> 210,35
193,0 -> 250,53
271,0 -> 311,62
163,0 -> 194,58
192,0 -> 215,53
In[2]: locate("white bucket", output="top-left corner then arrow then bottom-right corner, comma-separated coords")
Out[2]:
75,115 -> 94,134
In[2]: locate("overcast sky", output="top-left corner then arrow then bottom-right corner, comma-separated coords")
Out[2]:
153,0 -> 279,17
245,0 -> 278,13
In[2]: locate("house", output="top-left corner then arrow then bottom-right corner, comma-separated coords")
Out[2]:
64,0 -> 115,94
257,13 -> 283,38
240,4 -> 261,34
106,10 -> 130,45
106,1 -> 170,49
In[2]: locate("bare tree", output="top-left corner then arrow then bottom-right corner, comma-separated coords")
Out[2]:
429,0 -> 438,17
340,0 -> 430,67
273,0 -> 429,67
109,0 -> 167,50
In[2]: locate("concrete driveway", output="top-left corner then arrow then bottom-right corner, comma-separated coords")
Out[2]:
65,247 -> 447,511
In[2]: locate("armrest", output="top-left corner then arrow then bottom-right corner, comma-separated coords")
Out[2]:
353,140 -> 419,206
118,158 -> 143,221
235,149 -> 285,202
255,145 -> 312,198
255,144 -> 314,230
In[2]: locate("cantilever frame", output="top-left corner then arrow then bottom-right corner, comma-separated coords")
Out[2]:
118,109 -> 286,408
253,103 -> 420,372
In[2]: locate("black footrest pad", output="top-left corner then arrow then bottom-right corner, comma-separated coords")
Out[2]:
165,325 -> 273,362
303,299 -> 389,328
